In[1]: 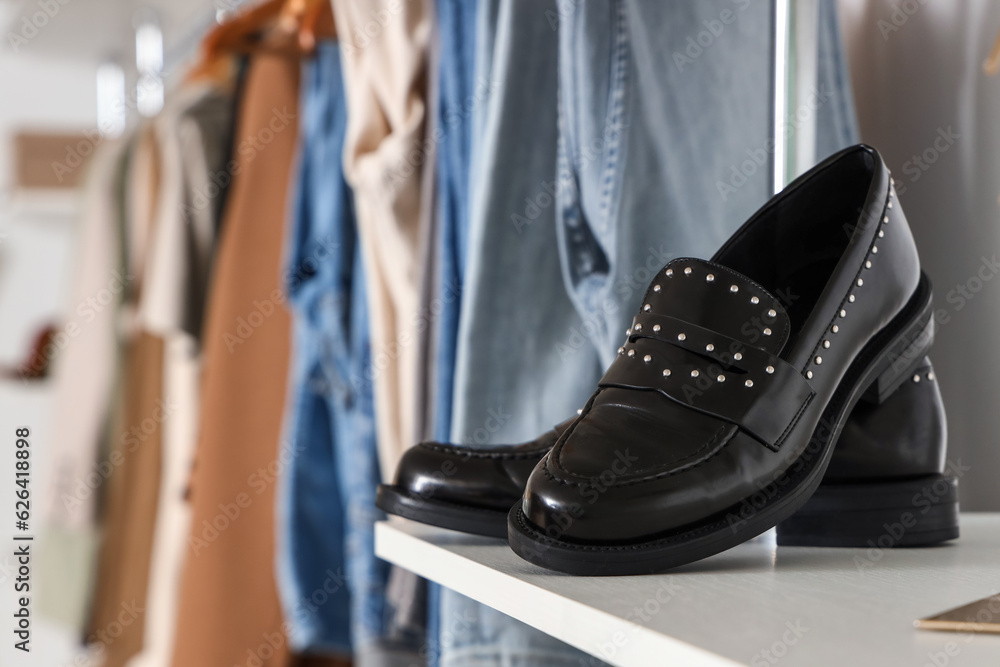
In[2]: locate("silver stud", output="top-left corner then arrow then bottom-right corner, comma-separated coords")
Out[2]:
888,200 -> 893,209
653,284 -> 662,293
627,349 -> 635,358
927,371 -> 935,381
745,379 -> 754,388
626,328 -> 632,336
730,284 -> 739,293
763,328 -> 772,336
815,356 -> 823,365
883,215 -> 889,223
806,370 -> 814,379
643,304 -> 651,312
857,278 -> 864,287
706,343 -> 715,352
706,274 -> 715,282
839,309 -> 847,318
677,333 -> 687,341
912,373 -> 921,383
865,260 -> 872,269
577,408 -> 583,415
765,365 -> 775,374
823,340 -> 831,349
618,347 -> 624,355
891,176 -> 895,186
872,246 -> 878,254
652,324 -> 661,332
643,354 -> 652,363
666,269 -> 674,277
662,369 -> 672,377
635,323 -> 643,332
684,267 -> 693,276
734,353 -> 743,361
751,296 -> 760,305
691,369 -> 700,378
832,325 -> 839,333
849,294 -> 856,303
767,309 -> 777,318
717,374 -> 726,382
878,230 -> 884,238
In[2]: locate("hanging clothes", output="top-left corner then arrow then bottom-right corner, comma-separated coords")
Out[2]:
429,0 -> 480,444
87,331 -> 164,666
329,0 -> 434,480
276,40 -> 419,665
128,78 -> 237,667
169,53 -> 302,667
86,124 -> 165,667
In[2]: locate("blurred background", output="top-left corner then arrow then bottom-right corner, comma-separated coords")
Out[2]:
0,0 -> 999,666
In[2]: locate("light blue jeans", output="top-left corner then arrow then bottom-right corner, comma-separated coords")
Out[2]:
443,1 -> 606,665
440,1 -> 859,666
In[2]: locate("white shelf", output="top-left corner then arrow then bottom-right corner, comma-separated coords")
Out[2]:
376,513 -> 1000,667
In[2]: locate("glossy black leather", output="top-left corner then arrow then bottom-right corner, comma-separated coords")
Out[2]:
392,421 -> 569,513
826,357 -> 945,480
386,357 -> 944,525
518,144 -> 923,543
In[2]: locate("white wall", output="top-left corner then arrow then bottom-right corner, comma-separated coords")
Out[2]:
841,0 -> 1000,510
0,48 -> 98,667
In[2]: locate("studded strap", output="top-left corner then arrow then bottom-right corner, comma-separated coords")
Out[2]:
600,258 -> 814,450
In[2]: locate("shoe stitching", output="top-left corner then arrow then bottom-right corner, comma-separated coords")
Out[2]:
417,441 -> 553,460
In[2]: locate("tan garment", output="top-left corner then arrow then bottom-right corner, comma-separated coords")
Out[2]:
169,53 -> 301,667
331,0 -> 434,479
87,332 -> 165,665
86,124 -> 164,666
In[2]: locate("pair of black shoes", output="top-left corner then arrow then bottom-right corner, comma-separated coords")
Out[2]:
377,145 -> 960,575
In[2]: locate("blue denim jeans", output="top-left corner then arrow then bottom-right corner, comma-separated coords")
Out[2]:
440,1 -> 859,666
277,42 -> 392,659
426,3 -> 482,666
442,1 -> 607,665
431,0 -> 481,444
555,0 -> 776,364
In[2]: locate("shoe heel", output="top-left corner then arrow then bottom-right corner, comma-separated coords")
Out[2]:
776,474 -> 959,547
860,309 -> 935,405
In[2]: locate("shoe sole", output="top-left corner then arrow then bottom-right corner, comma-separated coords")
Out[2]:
375,484 -> 509,538
507,274 -> 942,575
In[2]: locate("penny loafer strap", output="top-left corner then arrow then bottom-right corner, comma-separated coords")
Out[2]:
600,313 -> 814,450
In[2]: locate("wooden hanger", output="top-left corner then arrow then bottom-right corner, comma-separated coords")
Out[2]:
278,0 -> 336,52
186,0 -> 283,81
187,0 -> 334,83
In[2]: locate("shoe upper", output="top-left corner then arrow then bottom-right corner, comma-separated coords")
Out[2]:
521,144 -> 924,543
827,357 -> 946,480
392,420 -> 574,512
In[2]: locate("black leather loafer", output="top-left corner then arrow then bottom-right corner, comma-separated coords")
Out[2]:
507,145 -> 938,574
377,357 -> 959,545
377,421 -> 572,538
